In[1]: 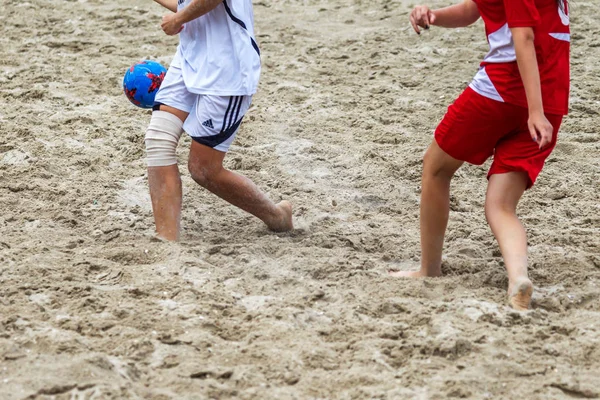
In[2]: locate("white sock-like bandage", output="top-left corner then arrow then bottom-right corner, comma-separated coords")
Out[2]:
145,111 -> 184,167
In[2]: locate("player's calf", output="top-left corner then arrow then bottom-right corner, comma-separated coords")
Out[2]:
188,141 -> 293,232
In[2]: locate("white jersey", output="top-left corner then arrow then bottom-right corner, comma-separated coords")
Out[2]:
175,0 -> 261,96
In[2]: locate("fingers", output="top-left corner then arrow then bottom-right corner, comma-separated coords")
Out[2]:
528,124 -> 539,145
410,14 -> 420,34
416,7 -> 430,29
410,6 -> 432,34
161,14 -> 182,35
161,15 -> 168,33
161,24 -> 181,35
538,125 -> 553,149
529,120 -> 554,150
421,8 -> 431,29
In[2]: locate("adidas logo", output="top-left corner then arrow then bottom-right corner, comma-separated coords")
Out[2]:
202,119 -> 214,129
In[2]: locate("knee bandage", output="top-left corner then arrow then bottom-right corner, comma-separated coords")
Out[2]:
145,111 -> 184,167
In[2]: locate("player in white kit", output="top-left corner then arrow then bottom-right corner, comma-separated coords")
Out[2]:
147,0 -> 293,241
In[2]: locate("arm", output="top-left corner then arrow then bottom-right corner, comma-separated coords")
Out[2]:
511,27 -> 553,149
161,0 -> 223,35
175,0 -> 223,23
154,0 -> 178,13
410,0 -> 480,34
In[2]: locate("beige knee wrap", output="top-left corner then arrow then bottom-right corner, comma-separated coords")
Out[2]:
145,111 -> 184,167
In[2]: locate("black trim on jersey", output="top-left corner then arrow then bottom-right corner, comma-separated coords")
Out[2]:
222,0 -> 247,29
193,118 -> 243,148
250,38 -> 260,55
222,0 -> 260,56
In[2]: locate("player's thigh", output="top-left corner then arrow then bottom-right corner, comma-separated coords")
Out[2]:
489,114 -> 563,188
423,140 -> 464,179
435,87 -> 519,165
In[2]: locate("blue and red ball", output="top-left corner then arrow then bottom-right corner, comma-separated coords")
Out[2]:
123,60 -> 167,109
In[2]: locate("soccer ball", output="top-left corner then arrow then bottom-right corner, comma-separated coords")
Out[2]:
123,60 -> 167,108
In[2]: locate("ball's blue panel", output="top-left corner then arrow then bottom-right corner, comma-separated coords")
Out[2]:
123,60 -> 167,109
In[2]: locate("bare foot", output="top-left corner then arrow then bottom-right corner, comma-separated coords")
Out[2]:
388,269 -> 441,278
508,277 -> 533,311
266,200 -> 293,232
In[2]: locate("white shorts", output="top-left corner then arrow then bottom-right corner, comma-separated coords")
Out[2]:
153,65 -> 252,153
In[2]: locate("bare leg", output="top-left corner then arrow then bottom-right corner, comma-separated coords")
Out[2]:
390,141 -> 463,277
147,105 -> 188,241
188,140 -> 293,231
148,165 -> 182,241
485,172 -> 532,310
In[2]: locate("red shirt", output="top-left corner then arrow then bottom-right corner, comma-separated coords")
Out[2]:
469,0 -> 570,115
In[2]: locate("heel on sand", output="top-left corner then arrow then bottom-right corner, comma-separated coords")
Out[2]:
508,278 -> 533,311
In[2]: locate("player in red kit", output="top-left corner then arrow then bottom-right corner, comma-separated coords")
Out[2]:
391,0 -> 570,310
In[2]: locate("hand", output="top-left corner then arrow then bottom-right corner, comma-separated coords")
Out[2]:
528,111 -> 554,150
410,5 -> 436,35
161,13 -> 184,35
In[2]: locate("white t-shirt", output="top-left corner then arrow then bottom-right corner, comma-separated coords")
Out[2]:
175,0 -> 261,96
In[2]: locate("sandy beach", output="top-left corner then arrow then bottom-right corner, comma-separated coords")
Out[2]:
1,0 -> 599,398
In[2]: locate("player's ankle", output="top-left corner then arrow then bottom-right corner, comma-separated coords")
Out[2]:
419,265 -> 442,277
422,269 -> 442,277
265,202 -> 292,232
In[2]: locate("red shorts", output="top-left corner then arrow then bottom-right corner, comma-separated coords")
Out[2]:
435,87 -> 563,188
